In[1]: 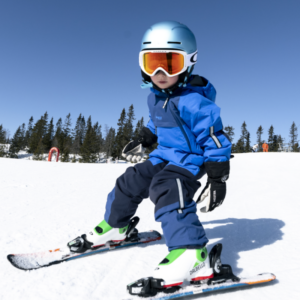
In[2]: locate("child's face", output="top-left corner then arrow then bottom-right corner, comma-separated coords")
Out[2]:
151,71 -> 179,89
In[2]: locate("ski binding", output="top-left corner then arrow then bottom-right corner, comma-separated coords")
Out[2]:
127,243 -> 276,299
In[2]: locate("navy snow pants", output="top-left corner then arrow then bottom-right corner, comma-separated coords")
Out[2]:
104,157 -> 208,251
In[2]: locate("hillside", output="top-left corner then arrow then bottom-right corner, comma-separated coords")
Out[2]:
0,153 -> 299,299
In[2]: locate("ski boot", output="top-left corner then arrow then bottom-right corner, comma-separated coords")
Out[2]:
127,246 -> 213,297
127,243 -> 239,297
67,216 -> 140,254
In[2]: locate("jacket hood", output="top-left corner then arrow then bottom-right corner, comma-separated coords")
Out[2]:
150,75 -> 216,103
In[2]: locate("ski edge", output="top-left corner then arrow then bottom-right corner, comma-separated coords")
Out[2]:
146,273 -> 276,300
7,230 -> 162,271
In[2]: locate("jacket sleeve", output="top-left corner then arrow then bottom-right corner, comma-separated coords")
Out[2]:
178,94 -> 231,162
146,112 -> 156,135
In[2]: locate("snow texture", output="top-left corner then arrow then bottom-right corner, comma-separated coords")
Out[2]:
0,153 -> 299,299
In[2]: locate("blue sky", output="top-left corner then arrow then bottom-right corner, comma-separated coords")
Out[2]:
0,0 -> 299,144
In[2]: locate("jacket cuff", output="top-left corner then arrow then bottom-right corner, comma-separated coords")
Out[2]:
204,161 -> 230,182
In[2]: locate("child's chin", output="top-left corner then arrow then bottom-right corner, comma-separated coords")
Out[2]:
156,83 -> 171,89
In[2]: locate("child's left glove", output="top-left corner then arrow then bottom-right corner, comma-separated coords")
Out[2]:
122,127 -> 157,163
197,161 -> 230,212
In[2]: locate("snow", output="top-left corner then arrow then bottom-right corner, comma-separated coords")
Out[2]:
0,153 -> 300,299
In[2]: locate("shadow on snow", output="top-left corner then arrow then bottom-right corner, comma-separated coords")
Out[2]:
202,218 -> 285,275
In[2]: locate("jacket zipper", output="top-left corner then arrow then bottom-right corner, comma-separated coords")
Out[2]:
162,98 -> 169,109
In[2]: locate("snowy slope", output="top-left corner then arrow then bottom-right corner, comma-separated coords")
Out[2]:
0,153 -> 299,300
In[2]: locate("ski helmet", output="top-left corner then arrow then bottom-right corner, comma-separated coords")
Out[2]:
140,21 -> 197,93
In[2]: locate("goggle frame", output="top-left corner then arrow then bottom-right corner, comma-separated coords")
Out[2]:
139,49 -> 198,78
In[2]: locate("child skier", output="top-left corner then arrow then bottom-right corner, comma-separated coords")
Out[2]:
69,21 -> 231,291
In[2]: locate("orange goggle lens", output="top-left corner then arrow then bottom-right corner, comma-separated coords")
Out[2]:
143,52 -> 184,75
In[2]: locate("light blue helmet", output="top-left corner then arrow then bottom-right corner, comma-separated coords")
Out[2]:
141,21 -> 197,54
140,21 -> 197,92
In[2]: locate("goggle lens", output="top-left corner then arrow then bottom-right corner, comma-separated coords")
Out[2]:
143,52 -> 184,76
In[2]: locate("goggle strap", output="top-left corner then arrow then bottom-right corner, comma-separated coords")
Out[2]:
185,51 -> 198,67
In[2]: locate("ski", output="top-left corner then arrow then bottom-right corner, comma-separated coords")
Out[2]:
127,243 -> 276,299
126,273 -> 276,300
7,230 -> 161,271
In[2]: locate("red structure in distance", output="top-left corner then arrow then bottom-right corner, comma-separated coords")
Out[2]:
48,147 -> 60,162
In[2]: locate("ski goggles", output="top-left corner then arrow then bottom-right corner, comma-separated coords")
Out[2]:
139,50 -> 197,77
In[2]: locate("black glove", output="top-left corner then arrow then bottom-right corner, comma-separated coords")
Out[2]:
197,161 -> 230,212
122,127 -> 157,162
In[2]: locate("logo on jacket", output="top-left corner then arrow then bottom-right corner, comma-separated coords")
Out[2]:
155,116 -> 162,120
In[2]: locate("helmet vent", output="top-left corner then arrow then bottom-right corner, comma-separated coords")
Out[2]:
143,42 -> 151,44
168,41 -> 181,44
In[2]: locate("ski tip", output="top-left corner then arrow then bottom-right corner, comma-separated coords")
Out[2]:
7,254 -> 27,271
246,273 -> 276,285
7,254 -> 15,263
259,272 -> 276,280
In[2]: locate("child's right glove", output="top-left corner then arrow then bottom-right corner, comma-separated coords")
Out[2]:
122,127 -> 157,163
197,161 -> 230,212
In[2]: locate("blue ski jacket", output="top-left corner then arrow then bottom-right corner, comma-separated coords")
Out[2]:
146,75 -> 232,175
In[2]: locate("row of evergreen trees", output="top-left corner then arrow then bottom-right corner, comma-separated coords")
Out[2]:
1,117 -> 299,162
0,105 -> 145,162
224,121 -> 299,153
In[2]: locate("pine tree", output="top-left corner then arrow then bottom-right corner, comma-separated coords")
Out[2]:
0,124 -> 6,143
42,112 -> 49,137
80,116 -> 98,163
0,125 -> 7,157
235,137 -> 244,153
19,123 -> 26,150
289,122 -> 298,152
245,132 -> 251,152
235,122 -> 248,153
104,125 -> 116,159
33,138 -> 45,160
134,117 -> 145,139
25,117 -> 34,151
94,122 -> 103,155
52,118 -> 64,153
7,126 -> 22,158
241,122 -> 248,141
72,114 -> 86,154
43,118 -> 54,152
272,135 -> 279,152
115,108 -> 127,157
256,125 -> 263,152
63,113 -> 72,137
81,116 -> 86,141
61,113 -> 72,162
223,126 -> 235,143
28,113 -> 48,154
124,105 -> 135,144
267,125 -> 275,152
